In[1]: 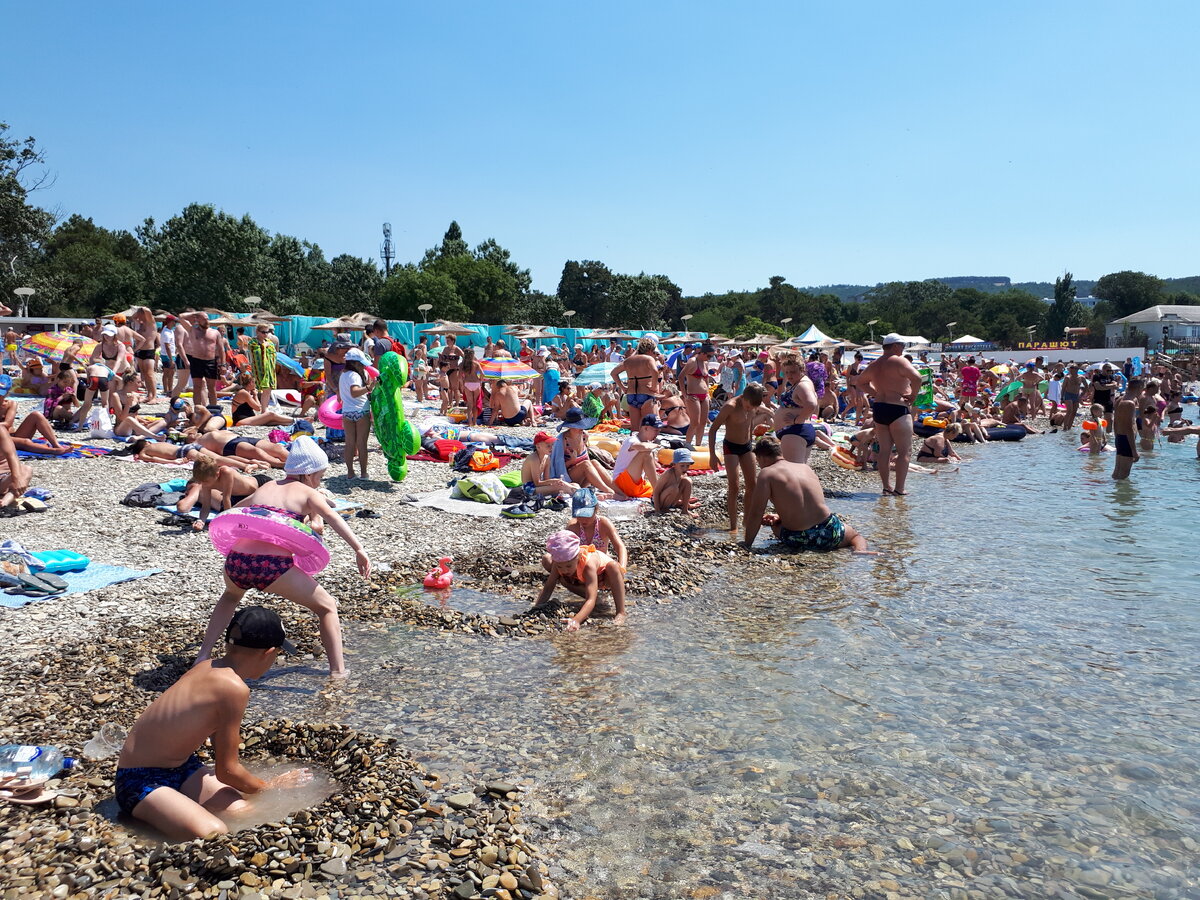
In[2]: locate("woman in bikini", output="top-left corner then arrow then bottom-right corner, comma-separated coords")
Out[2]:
131,307 -> 161,403
228,371 -> 295,427
73,325 -> 128,427
191,428 -> 289,468
916,424 -> 962,463
611,338 -> 662,428
194,437 -> 370,677
679,343 -> 714,447
438,336 -> 463,416
412,340 -> 430,402
461,348 -> 483,426
773,354 -> 819,465
561,416 -> 616,494
657,388 -> 692,436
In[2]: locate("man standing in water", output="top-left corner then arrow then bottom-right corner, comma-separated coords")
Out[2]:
1062,362 -> 1084,429
742,437 -> 871,552
858,334 -> 923,496
708,382 -> 767,533
115,607 -> 312,840
1112,377 -> 1142,480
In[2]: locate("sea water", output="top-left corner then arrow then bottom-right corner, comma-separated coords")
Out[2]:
251,431 -> 1200,898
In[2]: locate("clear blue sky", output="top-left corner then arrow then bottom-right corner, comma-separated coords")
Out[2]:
7,1 -> 1198,295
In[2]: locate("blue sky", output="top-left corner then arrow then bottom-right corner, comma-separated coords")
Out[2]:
7,1 -> 1198,295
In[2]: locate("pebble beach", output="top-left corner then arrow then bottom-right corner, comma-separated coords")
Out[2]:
0,392 -> 878,900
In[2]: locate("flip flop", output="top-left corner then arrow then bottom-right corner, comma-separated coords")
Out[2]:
36,573 -> 68,592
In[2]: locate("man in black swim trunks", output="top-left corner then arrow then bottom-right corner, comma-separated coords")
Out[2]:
1112,376 -> 1141,481
182,311 -> 227,409
708,382 -> 767,533
858,334 -> 923,496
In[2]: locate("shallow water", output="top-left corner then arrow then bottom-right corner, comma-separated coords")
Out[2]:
253,432 -> 1200,898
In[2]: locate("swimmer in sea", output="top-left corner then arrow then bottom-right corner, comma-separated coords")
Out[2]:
742,436 -> 872,553
116,606 -> 312,841
531,530 -> 627,632
1112,377 -> 1141,480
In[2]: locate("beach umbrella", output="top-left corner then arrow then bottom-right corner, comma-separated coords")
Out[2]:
659,332 -> 694,345
277,353 -> 305,377
479,357 -> 541,380
575,361 -> 620,384
20,331 -> 97,362
595,330 -> 636,341
995,381 -> 1023,402
423,320 -> 477,337
739,334 -> 782,347
312,316 -> 364,332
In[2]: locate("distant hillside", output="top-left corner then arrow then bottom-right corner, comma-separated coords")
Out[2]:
795,274 -> 1196,301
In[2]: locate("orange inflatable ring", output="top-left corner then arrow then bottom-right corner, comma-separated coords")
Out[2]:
1081,419 -> 1108,431
831,446 -> 862,470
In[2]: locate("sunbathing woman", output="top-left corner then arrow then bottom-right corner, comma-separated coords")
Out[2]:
561,417 -> 615,494
190,429 -> 290,469
195,437 -> 370,677
916,424 -> 962,464
657,388 -> 692,437
113,403 -> 170,440
228,371 -> 295,427
177,455 -> 276,531
0,380 -> 73,455
125,438 -> 267,470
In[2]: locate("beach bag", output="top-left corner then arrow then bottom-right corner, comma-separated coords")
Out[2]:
452,473 -> 507,504
467,449 -> 501,472
434,438 -> 466,461
87,405 -> 115,440
452,443 -> 488,472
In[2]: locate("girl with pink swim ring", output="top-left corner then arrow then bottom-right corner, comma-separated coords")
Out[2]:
199,436 -> 371,677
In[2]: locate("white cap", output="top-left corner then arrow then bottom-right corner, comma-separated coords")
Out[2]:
881,333 -> 905,346
345,348 -> 370,364
101,324 -> 118,337
284,435 -> 329,476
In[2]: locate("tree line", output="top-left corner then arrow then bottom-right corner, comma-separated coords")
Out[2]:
2,122 -> 1195,347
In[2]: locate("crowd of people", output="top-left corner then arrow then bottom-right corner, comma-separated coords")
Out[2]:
7,306 -> 1200,841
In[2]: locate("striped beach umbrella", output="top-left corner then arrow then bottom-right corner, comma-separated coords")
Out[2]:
20,331 -> 98,362
479,358 -> 540,380
575,361 -> 620,384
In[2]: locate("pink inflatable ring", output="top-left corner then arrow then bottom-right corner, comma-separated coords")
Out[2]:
318,395 -> 343,429
208,506 -> 330,575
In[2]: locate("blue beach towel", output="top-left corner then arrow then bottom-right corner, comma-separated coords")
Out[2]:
0,564 -> 159,608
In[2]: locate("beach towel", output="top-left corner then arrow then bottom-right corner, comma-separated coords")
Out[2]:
15,440 -> 112,460
411,488 -> 505,518
0,564 -> 159,608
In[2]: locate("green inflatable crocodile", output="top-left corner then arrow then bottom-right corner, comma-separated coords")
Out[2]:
369,351 -> 420,481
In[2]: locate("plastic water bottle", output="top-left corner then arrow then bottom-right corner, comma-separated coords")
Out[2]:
0,744 -> 75,780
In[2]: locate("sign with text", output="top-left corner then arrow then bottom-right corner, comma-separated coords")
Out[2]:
1016,340 -> 1078,351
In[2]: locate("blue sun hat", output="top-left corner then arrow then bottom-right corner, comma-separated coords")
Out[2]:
557,406 -> 599,431
0,374 -> 12,397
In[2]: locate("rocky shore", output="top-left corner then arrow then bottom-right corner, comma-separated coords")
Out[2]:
0,393 -> 879,899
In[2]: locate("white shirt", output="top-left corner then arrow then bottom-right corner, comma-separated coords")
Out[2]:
160,326 -> 176,354
612,434 -> 639,479
339,371 -> 369,414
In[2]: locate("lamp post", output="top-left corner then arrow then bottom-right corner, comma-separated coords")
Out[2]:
866,318 -> 878,344
681,313 -> 693,337
417,304 -> 432,323
12,287 -> 34,318
946,321 -> 957,344
781,316 -> 793,338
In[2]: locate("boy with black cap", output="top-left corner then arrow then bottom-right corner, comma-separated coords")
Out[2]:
116,606 -> 312,841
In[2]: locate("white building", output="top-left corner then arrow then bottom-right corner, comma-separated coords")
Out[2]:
1105,305 -> 1200,350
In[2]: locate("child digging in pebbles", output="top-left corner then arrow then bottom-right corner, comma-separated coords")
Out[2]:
117,606 -> 313,841
531,530 -> 627,632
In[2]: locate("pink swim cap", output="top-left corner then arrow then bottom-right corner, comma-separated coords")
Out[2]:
546,530 -> 581,563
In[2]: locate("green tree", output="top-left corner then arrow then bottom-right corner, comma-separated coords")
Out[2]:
733,315 -> 787,339
864,281 -> 954,332
1043,271 -> 1084,342
473,238 -> 532,294
606,274 -> 670,330
557,260 -> 614,327
514,290 -> 566,327
420,220 -> 470,266
329,254 -> 383,312
377,265 -> 468,322
425,254 -> 521,324
139,203 -> 273,312
37,214 -> 144,315
0,122 -> 55,300
1093,270 -> 1164,318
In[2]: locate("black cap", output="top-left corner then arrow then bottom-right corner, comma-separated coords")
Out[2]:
226,606 -> 296,654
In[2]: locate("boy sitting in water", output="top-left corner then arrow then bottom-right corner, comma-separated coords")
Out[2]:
530,530 -> 627,632
1082,403 -> 1109,453
115,607 -> 312,841
653,448 -> 700,516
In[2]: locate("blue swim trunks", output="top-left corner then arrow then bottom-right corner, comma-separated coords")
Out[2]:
115,753 -> 205,815
779,513 -> 845,552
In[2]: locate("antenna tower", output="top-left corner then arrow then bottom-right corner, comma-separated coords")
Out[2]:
381,222 -> 395,275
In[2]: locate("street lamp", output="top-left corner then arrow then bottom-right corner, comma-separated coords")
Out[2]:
563,309 -> 576,329
866,319 -> 879,344
12,287 -> 34,318
681,313 -> 693,336
946,321 -> 957,344
417,303 -> 432,323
